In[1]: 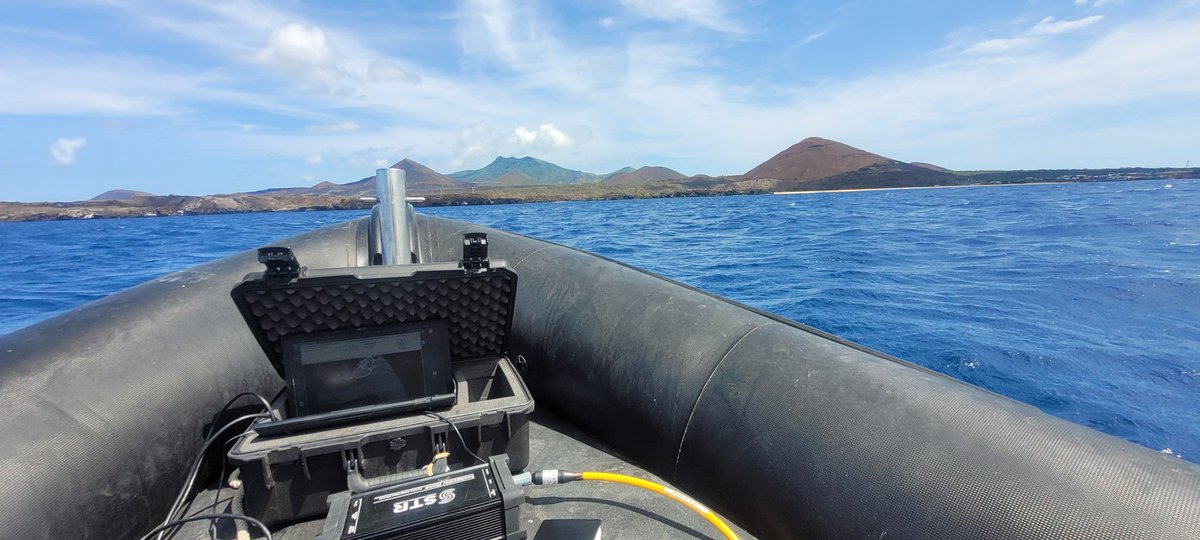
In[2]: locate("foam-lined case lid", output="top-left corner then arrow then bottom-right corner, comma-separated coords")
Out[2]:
231,261 -> 517,377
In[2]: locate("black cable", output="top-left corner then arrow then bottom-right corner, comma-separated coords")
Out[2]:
158,413 -> 269,540
138,513 -> 272,540
229,473 -> 251,540
167,413 -> 266,520
156,392 -> 269,540
208,431 -> 260,540
208,447 -> 227,540
425,411 -> 486,464
205,393 -> 274,439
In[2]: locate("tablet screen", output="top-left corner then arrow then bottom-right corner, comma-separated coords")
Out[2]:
281,321 -> 452,416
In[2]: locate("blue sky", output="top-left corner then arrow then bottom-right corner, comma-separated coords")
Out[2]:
1,0 -> 1198,201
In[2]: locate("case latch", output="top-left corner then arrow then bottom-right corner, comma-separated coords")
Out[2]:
258,246 -> 302,282
461,233 -> 490,272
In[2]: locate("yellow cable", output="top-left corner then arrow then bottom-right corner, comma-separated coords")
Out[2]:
579,471 -> 739,540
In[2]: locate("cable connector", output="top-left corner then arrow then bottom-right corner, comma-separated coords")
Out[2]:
514,470 -> 582,486
518,469 -> 740,540
423,451 -> 451,476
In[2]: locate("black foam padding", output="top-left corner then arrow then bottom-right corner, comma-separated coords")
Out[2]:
415,214 -> 1200,540
234,269 -> 515,373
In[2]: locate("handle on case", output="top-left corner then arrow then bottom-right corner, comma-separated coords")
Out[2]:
345,451 -> 451,493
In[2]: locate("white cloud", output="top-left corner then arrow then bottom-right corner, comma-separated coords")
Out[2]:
1030,15 -> 1104,35
965,15 -> 1103,55
255,23 -> 342,85
446,122 -> 580,168
767,14 -> 1200,165
796,31 -> 827,47
331,145 -> 401,169
599,17 -> 616,28
0,47 -> 219,115
11,0 -> 1199,194
965,37 -> 1031,55
451,122 -> 499,168
368,59 -> 420,83
305,121 -> 360,134
0,24 -> 95,46
619,0 -> 743,34
510,124 -> 575,149
258,24 -> 336,66
49,137 -> 86,165
461,0 -> 523,64
1075,0 -> 1088,6
97,1 -> 513,123
304,154 -> 323,164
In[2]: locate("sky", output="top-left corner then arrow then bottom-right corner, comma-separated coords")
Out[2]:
1,0 -> 1199,202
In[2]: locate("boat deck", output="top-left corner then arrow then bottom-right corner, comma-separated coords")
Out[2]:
175,408 -> 755,539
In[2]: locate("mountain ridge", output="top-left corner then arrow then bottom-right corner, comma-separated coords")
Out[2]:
91,189 -> 155,201
603,166 -> 687,185
252,158 -> 468,197
450,156 -> 602,185
25,136 -> 1193,223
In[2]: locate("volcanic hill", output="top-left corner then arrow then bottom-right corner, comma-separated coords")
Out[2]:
603,166 -> 687,185
254,159 -> 468,197
383,159 -> 469,193
450,156 -> 602,185
91,190 -> 155,200
911,162 -> 951,173
742,137 -> 967,191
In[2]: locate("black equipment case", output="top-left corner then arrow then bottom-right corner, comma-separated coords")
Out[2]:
228,256 -> 533,527
317,454 -> 525,540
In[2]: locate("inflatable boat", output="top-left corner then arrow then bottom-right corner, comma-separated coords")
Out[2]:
1,170 -> 1198,539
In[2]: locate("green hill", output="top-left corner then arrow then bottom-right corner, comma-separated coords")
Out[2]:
450,156 -> 602,185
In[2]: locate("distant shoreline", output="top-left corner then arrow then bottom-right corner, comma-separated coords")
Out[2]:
773,181 -> 1077,195
2,177 -> 1191,223
0,185 -> 764,223
9,135 -> 1196,222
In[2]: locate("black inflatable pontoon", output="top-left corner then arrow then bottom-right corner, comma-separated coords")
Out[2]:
1,212 -> 1198,539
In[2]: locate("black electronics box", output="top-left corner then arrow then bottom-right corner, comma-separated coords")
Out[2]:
317,454 -> 525,540
228,259 -> 534,527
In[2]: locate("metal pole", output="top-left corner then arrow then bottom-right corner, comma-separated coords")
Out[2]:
375,168 -> 410,265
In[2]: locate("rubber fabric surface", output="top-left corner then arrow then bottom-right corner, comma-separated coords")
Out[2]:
0,220 -> 370,539
415,214 -> 1200,539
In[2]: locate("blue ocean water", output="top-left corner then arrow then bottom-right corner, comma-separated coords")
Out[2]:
1,179 -> 1198,462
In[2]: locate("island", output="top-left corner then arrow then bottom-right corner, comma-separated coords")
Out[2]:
3,137 -> 1195,222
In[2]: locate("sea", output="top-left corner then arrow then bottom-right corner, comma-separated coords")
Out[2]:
1,179 -> 1197,463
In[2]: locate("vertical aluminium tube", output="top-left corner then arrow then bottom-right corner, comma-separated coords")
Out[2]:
375,168 -> 411,265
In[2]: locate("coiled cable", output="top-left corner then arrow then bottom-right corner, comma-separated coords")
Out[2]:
516,469 -> 739,540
